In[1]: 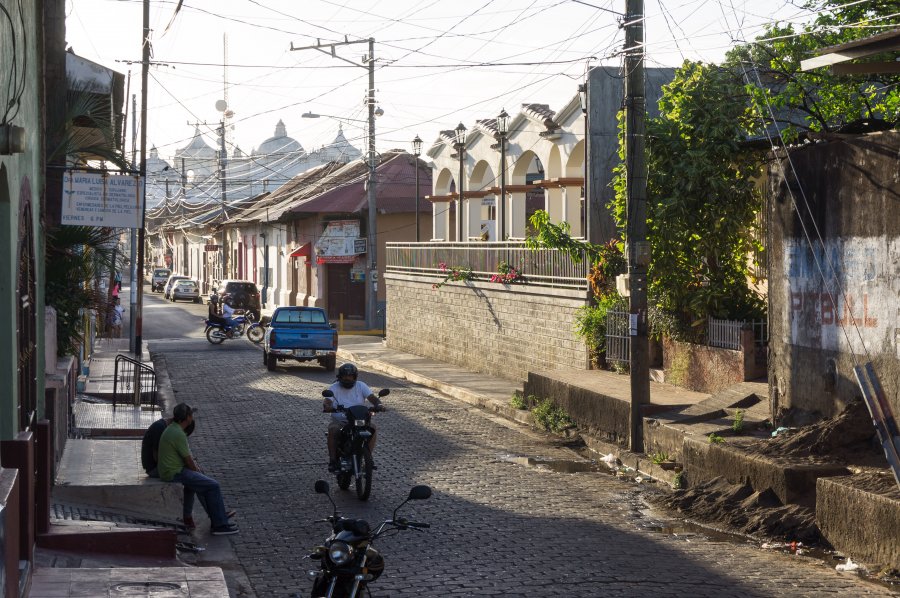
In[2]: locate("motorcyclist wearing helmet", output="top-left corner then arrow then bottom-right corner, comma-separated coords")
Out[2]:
323,363 -> 385,472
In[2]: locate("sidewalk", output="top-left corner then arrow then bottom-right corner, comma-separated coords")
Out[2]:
30,284 -> 233,598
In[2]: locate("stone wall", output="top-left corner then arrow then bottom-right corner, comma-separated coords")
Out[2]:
662,331 -> 766,394
385,273 -> 590,381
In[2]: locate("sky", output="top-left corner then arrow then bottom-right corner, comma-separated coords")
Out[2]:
65,0 -> 822,165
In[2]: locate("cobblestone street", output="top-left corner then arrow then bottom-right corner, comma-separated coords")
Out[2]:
155,337 -> 896,597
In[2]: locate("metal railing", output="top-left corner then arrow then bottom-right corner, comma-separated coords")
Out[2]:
113,354 -> 159,411
605,310 -> 630,364
385,242 -> 589,290
707,316 -> 769,350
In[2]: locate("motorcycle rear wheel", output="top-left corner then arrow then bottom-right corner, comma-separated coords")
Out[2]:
247,324 -> 264,344
206,328 -> 226,344
355,448 -> 373,501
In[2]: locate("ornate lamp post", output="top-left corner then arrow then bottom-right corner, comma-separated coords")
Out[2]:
497,109 -> 509,241
454,123 -> 467,242
412,135 -> 423,242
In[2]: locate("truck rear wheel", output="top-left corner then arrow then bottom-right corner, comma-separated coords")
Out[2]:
266,353 -> 277,371
322,355 -> 336,372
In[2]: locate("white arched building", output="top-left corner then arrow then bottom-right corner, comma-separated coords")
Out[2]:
426,96 -> 585,242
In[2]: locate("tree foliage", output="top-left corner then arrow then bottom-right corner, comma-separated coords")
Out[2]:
725,0 -> 900,141
46,227 -> 120,356
612,61 -> 765,330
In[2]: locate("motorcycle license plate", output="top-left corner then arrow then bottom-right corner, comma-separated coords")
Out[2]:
293,349 -> 314,357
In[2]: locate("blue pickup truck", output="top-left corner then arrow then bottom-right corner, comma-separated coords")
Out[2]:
263,307 -> 338,372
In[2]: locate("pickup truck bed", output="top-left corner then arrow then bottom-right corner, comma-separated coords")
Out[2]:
263,307 -> 338,372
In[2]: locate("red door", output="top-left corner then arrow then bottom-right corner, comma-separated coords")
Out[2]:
327,264 -> 365,320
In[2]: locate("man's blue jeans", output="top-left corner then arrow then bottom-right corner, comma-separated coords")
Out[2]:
171,468 -> 228,528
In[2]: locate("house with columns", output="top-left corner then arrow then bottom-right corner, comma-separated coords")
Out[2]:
426,98 -> 586,242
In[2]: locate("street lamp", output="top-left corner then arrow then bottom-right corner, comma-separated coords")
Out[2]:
302,107 -> 382,330
412,135 -> 423,243
497,109 -> 509,242
578,83 -> 588,241
454,123 -> 467,242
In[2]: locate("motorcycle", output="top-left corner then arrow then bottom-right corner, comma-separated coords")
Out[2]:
322,388 -> 389,501
204,311 -> 265,344
307,479 -> 431,598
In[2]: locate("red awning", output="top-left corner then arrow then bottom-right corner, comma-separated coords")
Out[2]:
288,243 -> 311,258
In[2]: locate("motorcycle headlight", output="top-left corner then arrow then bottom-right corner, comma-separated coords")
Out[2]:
327,541 -> 354,566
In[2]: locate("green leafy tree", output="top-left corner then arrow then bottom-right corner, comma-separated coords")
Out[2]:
725,1 -> 900,141
611,61 -> 765,332
46,226 -> 120,355
45,86 -> 130,355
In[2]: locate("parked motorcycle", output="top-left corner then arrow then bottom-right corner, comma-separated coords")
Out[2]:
204,311 -> 264,344
307,479 -> 431,598
322,388 -> 389,500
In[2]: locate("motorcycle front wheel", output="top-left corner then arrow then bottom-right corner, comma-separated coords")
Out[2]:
206,327 -> 226,344
355,448 -> 373,501
247,324 -> 264,344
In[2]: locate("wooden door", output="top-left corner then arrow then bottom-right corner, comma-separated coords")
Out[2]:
327,264 -> 365,320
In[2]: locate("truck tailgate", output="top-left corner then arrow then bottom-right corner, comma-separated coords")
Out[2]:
270,326 -> 336,351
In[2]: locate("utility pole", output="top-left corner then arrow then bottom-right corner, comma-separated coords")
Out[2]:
219,121 -> 228,280
624,0 -> 650,452
129,93 -> 138,352
134,0 -> 150,358
290,36 -> 378,331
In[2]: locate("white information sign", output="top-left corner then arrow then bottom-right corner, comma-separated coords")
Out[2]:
61,171 -> 144,228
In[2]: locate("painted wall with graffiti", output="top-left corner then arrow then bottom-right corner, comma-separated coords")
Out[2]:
769,131 -> 900,420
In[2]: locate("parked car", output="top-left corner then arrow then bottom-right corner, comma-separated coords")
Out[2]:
219,279 -> 261,320
263,306 -> 337,372
170,279 -> 201,303
150,267 -> 171,292
163,274 -> 191,299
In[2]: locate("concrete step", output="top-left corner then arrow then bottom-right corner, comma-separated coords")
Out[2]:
54,439 -> 183,522
817,473 -> 900,569
38,519 -> 176,559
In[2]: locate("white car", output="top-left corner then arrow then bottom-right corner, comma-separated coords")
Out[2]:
163,274 -> 190,299
170,279 -> 201,303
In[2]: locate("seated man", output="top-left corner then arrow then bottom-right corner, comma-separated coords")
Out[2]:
158,403 -> 239,535
142,415 -> 198,528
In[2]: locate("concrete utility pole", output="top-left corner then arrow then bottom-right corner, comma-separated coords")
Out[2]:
129,93 -> 138,352
134,0 -> 150,358
290,36 -> 379,331
624,0 -> 650,452
219,121 -> 228,280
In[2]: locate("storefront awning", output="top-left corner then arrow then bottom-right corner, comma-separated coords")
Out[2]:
288,243 -> 311,258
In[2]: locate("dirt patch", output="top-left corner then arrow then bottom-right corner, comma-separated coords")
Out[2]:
654,400 -> 895,546
652,477 -> 822,544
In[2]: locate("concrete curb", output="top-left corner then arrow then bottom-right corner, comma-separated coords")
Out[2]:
337,349 -> 535,428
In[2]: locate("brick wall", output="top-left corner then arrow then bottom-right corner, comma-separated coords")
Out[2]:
386,273 -> 590,381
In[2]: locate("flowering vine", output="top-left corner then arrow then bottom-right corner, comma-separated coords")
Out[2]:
432,262 -> 474,289
490,260 -> 524,284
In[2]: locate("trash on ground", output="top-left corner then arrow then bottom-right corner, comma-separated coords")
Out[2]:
835,557 -> 860,573
600,453 -> 618,465
175,541 -> 205,553
770,426 -> 795,437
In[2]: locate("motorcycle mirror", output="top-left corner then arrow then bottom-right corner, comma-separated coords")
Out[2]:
378,388 -> 390,398
314,480 -> 330,494
408,485 -> 432,500
322,389 -> 334,398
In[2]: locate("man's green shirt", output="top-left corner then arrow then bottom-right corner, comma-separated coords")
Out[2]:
158,422 -> 190,482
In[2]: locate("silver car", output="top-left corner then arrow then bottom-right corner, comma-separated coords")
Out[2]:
170,279 -> 201,303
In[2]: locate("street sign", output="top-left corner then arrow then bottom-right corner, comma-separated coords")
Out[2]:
354,238 -> 367,253
204,244 -> 220,252
61,171 -> 144,228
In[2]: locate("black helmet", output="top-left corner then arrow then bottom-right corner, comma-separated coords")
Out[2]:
337,363 -> 358,388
